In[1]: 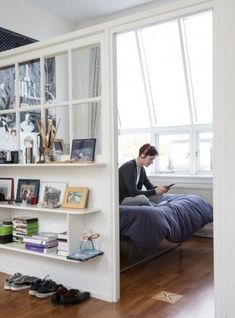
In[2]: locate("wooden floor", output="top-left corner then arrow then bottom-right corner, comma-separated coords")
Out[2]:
0,237 -> 214,318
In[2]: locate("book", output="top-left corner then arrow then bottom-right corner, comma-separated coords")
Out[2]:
58,231 -> 68,240
58,241 -> 68,251
13,226 -> 38,234
23,236 -> 58,247
24,241 -> 58,249
25,244 -> 58,254
13,230 -> 38,237
12,236 -> 24,242
12,217 -> 38,224
32,232 -> 58,241
66,248 -> 104,261
13,223 -> 38,229
0,225 -> 13,236
0,234 -> 13,244
23,237 -> 57,246
13,232 -> 28,237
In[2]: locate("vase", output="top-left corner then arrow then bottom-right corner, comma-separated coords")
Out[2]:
44,148 -> 51,163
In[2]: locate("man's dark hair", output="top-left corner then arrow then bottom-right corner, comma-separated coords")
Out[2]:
139,143 -> 158,158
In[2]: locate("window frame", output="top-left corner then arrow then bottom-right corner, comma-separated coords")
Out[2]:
117,9 -> 213,176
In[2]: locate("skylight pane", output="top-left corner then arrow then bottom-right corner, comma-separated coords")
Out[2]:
183,11 -> 213,123
117,31 -> 150,129
141,21 -> 190,126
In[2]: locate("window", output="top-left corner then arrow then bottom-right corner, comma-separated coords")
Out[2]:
117,10 -> 213,175
0,41 -> 103,159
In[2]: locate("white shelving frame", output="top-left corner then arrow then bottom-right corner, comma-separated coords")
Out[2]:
0,202 -> 101,262
0,26 -> 117,302
0,202 -> 101,215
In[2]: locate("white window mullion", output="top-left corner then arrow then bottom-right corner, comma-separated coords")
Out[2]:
192,127 -> 198,174
154,133 -> 160,173
178,19 -> 196,124
135,30 -> 155,127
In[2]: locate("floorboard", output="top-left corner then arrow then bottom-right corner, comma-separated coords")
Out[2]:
0,237 -> 214,318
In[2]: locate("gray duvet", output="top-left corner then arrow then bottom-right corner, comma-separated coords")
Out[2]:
120,194 -> 213,251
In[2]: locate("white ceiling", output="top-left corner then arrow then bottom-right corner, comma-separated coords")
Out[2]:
25,0 -> 158,25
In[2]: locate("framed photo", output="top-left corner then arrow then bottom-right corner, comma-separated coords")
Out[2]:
62,187 -> 89,209
52,139 -> 65,155
70,138 -> 96,162
0,178 -> 14,201
16,179 -> 40,204
39,181 -> 67,208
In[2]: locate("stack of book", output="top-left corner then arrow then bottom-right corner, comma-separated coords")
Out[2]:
12,217 -> 38,242
0,221 -> 13,244
57,231 -> 68,257
23,232 -> 58,254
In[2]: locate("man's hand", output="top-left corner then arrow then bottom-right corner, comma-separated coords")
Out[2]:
155,186 -> 169,195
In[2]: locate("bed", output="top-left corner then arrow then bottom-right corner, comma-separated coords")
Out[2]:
120,194 -> 213,271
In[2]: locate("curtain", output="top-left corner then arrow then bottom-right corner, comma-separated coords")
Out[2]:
88,46 -> 101,153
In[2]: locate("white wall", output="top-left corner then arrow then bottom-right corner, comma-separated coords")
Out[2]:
75,0 -> 182,29
0,0 -> 72,40
214,0 -> 235,317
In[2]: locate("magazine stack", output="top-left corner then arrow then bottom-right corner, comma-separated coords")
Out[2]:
23,232 -> 58,254
57,231 -> 68,257
12,216 -> 38,242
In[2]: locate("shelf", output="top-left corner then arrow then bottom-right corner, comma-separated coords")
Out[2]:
0,162 -> 106,167
0,202 -> 101,215
0,242 -> 102,263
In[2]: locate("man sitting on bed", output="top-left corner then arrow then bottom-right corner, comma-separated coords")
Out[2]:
119,143 -> 169,206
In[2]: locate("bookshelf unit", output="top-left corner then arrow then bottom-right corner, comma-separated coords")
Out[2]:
0,201 -> 101,261
0,161 -> 110,300
0,22 -> 117,302
0,203 -> 101,263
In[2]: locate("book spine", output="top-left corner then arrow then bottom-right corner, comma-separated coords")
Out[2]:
58,242 -> 68,250
25,244 -> 57,253
31,236 -> 57,241
23,238 -> 48,245
25,242 -> 58,249
25,245 -> 45,253
13,231 -> 38,237
12,219 -> 38,224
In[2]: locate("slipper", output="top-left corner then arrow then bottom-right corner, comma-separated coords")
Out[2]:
51,285 -> 68,305
59,289 -> 90,306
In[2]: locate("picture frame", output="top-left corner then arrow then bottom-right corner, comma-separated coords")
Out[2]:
39,181 -> 68,208
0,177 -> 14,201
62,187 -> 89,209
70,138 -> 96,162
16,179 -> 40,204
52,139 -> 65,155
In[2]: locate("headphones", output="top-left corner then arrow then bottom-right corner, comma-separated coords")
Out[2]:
140,144 -> 151,158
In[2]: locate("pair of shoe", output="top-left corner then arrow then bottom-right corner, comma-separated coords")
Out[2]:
4,273 -> 39,291
51,287 -> 90,306
29,277 -> 60,298
4,272 -> 22,290
11,276 -> 39,291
